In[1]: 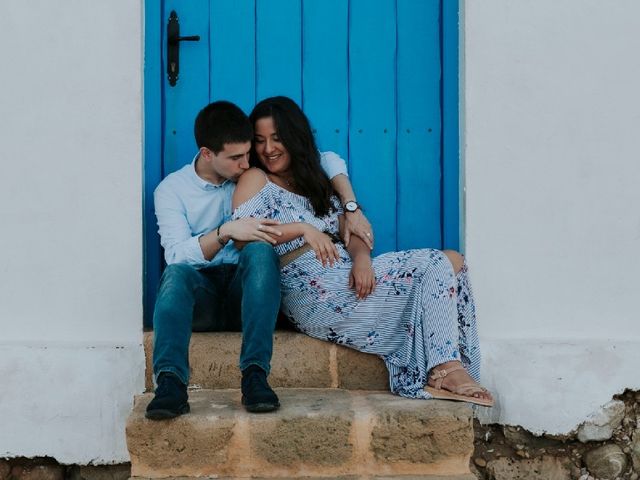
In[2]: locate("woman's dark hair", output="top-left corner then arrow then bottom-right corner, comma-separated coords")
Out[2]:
249,96 -> 334,217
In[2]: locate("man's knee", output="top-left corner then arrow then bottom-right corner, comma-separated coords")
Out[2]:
442,249 -> 464,274
159,263 -> 200,290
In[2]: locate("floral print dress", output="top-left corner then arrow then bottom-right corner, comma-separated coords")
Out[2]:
233,180 -> 481,399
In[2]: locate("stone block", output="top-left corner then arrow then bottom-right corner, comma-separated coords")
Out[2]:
144,331 -> 243,391
369,393 -> 473,464
485,456 -> 572,480
143,333 -> 154,391
188,332 -> 242,389
127,388 -> 474,478
251,389 -> 354,467
127,390 -> 238,477
130,475 -> 475,479
145,331 -> 393,391
336,346 -> 388,390
269,333 -> 333,388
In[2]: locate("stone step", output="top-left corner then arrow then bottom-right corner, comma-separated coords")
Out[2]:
127,388 -> 474,479
131,476 -> 476,479
144,331 -> 389,392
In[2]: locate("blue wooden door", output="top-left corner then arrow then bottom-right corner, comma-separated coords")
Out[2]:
144,0 -> 459,325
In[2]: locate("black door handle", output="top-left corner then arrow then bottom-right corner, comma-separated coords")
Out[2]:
167,10 -> 201,87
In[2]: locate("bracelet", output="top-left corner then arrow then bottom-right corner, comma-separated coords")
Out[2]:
217,224 -> 227,246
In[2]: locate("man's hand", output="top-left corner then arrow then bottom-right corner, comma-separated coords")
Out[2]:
343,210 -> 374,249
221,218 -> 282,244
349,257 -> 375,299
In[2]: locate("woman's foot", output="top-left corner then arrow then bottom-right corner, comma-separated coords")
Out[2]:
424,360 -> 494,407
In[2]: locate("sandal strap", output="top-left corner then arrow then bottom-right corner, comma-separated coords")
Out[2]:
452,382 -> 488,396
429,363 -> 465,390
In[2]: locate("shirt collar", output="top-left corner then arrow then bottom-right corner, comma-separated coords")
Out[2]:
188,153 -> 231,190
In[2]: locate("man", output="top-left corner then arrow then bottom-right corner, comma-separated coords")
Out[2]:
146,101 -> 372,419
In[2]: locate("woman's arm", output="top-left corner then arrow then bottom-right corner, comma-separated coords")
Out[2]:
233,169 -> 339,265
339,215 -> 375,299
232,169 -> 310,245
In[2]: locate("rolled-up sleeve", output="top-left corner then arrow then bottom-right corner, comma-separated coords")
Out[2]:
154,184 -> 208,267
319,151 -> 348,179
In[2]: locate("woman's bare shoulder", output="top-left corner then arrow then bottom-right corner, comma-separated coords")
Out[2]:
233,168 -> 269,208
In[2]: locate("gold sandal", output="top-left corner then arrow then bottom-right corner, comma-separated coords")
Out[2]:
424,363 -> 494,407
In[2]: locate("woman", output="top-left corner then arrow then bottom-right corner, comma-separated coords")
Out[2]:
232,96 -> 493,406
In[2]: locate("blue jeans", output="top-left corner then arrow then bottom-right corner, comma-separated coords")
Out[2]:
152,242 -> 281,385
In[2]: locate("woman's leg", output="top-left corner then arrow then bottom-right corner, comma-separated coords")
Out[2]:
426,253 -> 492,404
439,250 -> 481,376
455,258 -> 481,380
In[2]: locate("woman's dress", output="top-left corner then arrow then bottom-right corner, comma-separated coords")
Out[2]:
233,179 -> 481,399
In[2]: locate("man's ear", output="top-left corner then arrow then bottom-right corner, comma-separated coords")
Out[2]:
199,147 -> 212,161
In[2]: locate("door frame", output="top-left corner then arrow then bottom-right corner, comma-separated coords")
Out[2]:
142,0 -> 460,326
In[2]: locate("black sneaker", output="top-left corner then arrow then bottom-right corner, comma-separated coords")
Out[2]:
145,372 -> 190,420
241,365 -> 280,413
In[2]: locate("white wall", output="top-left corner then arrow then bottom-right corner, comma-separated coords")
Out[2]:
463,0 -> 640,433
0,0 -> 144,462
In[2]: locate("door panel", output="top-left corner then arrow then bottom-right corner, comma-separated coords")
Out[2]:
210,0 -> 256,113
256,0 -> 303,104
396,0 -> 442,250
301,0 -> 349,157
348,0 -> 398,253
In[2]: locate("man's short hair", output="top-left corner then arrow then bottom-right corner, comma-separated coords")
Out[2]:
194,101 -> 253,154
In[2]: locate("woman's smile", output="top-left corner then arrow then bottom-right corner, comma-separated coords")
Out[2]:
254,116 -> 291,174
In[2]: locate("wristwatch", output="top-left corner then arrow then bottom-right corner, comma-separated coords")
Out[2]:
343,200 -> 360,213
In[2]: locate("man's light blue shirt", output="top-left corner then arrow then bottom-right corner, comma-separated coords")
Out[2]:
154,151 -> 348,268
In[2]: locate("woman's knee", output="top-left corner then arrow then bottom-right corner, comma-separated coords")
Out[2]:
442,249 -> 464,274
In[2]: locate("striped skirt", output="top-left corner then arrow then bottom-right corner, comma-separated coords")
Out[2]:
280,245 -> 481,399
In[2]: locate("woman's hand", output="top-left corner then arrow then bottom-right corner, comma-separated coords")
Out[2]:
302,224 -> 340,267
349,257 -> 376,299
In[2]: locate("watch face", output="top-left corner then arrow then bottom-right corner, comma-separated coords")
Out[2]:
345,201 -> 358,212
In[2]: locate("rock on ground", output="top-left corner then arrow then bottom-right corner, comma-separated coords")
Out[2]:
631,429 -> 640,472
584,444 -> 627,479
577,400 -> 625,443
485,455 -> 572,480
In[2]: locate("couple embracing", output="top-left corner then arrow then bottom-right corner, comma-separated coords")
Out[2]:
146,97 -> 493,420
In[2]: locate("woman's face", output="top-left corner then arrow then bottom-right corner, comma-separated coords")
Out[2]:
253,116 -> 291,175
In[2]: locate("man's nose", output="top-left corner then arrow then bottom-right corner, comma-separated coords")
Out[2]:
240,154 -> 250,169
